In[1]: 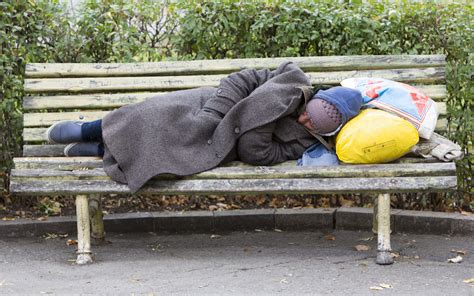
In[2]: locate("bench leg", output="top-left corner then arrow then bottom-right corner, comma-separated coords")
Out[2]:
76,195 -> 93,265
372,196 -> 378,234
89,194 -> 106,244
376,193 -> 393,265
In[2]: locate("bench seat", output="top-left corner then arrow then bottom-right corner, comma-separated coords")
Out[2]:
11,159 -> 456,195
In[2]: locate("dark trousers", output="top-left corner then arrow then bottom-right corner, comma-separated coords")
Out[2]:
81,119 -> 104,156
81,119 -> 103,142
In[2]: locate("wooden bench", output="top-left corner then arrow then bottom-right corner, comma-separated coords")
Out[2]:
10,55 -> 457,265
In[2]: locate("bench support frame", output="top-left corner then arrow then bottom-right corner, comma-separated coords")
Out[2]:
375,193 -> 394,265
89,194 -> 106,244
71,192 -> 395,265
75,195 -> 93,265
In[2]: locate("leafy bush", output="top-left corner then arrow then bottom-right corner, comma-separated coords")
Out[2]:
174,0 -> 473,207
75,0 -> 178,62
0,1 -> 60,198
0,0 -> 472,210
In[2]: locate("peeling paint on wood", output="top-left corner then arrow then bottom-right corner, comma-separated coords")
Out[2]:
20,85 -> 448,110
24,68 -> 445,94
9,176 -> 457,195
10,162 -> 456,182
25,55 -> 446,78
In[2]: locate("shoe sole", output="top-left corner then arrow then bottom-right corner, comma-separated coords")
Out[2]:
63,143 -> 77,157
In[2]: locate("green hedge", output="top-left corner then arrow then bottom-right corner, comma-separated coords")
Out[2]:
0,0 -> 472,209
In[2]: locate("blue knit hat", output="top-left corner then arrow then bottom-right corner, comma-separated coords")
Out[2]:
307,87 -> 363,135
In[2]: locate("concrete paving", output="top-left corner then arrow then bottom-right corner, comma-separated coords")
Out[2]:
0,230 -> 473,295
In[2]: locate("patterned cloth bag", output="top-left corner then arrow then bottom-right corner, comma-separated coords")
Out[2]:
341,78 -> 438,139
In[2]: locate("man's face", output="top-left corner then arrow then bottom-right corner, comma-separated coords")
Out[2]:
297,111 -> 316,133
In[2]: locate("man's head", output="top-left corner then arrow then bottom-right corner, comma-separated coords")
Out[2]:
298,86 -> 363,136
305,99 -> 342,135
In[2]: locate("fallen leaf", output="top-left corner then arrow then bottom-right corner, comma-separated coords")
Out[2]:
390,252 -> 400,258
66,239 -> 77,246
339,197 -> 354,207
0,279 -> 6,287
243,246 -> 253,252
369,286 -> 384,291
447,255 -> 463,263
450,249 -> 467,255
359,236 -> 374,241
43,233 -> 58,240
254,229 -> 264,232
274,229 -> 283,233
1,217 -> 15,221
324,234 -> 336,241
210,234 -> 221,239
355,244 -> 371,252
208,205 -> 218,211
463,278 -> 474,283
280,279 -> 289,284
149,243 -> 163,251
256,196 -> 266,206
460,211 -> 472,216
414,255 -> 420,259
216,202 -> 228,209
380,283 -> 393,289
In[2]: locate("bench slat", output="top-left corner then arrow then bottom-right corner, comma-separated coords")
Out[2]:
24,111 -> 109,127
23,145 -> 66,157
12,157 -> 449,170
20,103 -> 448,141
24,68 -> 445,94
22,85 -> 447,111
23,92 -> 167,110
10,163 -> 456,181
22,109 -> 449,129
25,55 -> 446,78
9,176 -> 457,195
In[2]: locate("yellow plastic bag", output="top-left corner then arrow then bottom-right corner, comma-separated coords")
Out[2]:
335,109 -> 419,164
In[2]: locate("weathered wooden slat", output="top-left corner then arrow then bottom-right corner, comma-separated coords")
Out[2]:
12,168 -> 108,179
22,85 -> 447,110
22,108 -> 449,128
21,106 -> 448,141
25,55 -> 446,78
24,111 -> 109,127
22,145 -> 66,157
9,176 -> 457,195
10,163 -> 456,182
23,92 -> 167,110
14,157 -> 103,170
24,68 -> 445,94
12,156 -> 451,171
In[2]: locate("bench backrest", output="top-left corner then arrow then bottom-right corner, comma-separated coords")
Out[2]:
23,55 -> 447,157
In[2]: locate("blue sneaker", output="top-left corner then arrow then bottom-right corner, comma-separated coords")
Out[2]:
64,142 -> 103,157
46,121 -> 84,144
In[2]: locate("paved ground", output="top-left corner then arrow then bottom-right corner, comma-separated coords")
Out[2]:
0,230 -> 472,295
